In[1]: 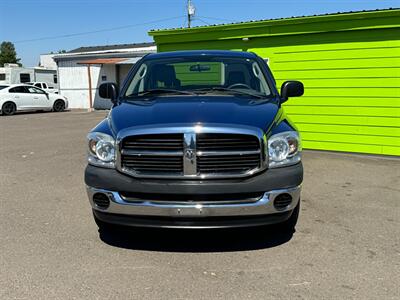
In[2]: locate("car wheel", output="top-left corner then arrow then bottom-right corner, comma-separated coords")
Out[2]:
1,102 -> 16,116
277,200 -> 300,233
53,100 -> 65,112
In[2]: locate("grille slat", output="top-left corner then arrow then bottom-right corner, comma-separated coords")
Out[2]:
123,161 -> 182,166
123,166 -> 182,170
198,162 -> 260,167
197,156 -> 259,161
199,167 -> 255,171
122,157 -> 182,162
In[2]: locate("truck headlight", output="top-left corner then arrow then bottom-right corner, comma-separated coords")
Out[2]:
267,131 -> 301,168
87,132 -> 116,168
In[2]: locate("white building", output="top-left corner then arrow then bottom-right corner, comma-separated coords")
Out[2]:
0,63 -> 57,87
39,53 -> 58,70
54,42 -> 156,109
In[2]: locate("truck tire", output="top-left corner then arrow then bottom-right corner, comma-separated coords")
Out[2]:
93,212 -> 117,232
277,200 -> 300,233
2,102 -> 16,116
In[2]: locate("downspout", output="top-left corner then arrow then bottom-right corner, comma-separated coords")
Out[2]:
87,64 -> 93,111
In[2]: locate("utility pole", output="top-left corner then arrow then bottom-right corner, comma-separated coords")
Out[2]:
187,0 -> 195,28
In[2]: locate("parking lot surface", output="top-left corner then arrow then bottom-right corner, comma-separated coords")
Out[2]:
1,111 -> 399,299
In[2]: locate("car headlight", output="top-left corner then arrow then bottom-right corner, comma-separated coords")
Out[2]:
267,131 -> 301,168
87,132 -> 116,168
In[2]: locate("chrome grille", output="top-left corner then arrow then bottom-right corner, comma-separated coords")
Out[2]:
121,134 -> 184,175
119,130 -> 263,178
197,133 -> 261,175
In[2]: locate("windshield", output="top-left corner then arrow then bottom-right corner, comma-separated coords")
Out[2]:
124,56 -> 272,99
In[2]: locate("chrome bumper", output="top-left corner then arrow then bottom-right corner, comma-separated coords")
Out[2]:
86,186 -> 301,218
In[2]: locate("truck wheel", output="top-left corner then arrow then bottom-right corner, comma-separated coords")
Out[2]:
2,102 -> 16,116
277,200 -> 300,233
53,100 -> 65,112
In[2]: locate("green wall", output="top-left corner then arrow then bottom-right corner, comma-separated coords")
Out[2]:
150,10 -> 400,156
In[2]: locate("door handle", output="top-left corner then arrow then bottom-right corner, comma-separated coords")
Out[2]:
34,97 -> 38,99
15,96 -> 20,98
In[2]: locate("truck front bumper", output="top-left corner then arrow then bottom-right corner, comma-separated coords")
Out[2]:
85,163 -> 303,228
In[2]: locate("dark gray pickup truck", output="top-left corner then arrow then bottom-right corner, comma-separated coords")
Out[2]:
85,50 -> 304,231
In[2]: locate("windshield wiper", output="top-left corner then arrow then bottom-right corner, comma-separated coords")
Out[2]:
127,89 -> 196,98
193,87 -> 267,99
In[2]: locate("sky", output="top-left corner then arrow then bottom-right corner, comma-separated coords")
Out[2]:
0,0 -> 398,67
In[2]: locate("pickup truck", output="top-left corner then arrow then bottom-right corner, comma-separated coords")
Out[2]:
85,50 -> 304,232
26,82 -> 59,94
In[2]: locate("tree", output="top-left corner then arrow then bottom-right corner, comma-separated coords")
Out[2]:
0,41 -> 21,67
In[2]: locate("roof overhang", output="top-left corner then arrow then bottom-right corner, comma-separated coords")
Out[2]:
53,47 -> 156,62
77,58 -> 127,65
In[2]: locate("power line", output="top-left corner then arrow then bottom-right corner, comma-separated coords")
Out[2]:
197,15 -> 239,23
14,16 -> 184,43
196,17 -> 212,26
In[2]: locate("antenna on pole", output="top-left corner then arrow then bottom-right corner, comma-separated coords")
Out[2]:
187,0 -> 195,28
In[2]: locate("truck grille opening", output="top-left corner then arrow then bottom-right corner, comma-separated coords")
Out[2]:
197,154 -> 260,174
122,134 -> 183,151
121,134 -> 184,175
120,132 -> 262,178
196,133 -> 261,175
121,155 -> 183,172
197,133 -> 260,152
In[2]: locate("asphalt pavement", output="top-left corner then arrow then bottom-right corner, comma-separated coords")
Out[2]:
1,110 -> 399,299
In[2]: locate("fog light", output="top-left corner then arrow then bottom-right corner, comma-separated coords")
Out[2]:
274,193 -> 292,210
93,193 -> 110,209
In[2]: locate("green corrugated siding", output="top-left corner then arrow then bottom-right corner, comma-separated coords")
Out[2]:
150,10 -> 400,156
251,39 -> 400,156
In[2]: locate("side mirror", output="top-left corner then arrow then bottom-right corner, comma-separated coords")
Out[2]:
280,81 -> 304,103
99,82 -> 119,103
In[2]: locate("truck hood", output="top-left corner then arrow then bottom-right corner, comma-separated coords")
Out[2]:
109,96 -> 280,134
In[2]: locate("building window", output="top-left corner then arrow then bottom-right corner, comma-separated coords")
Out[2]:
0,73 -> 5,80
101,75 -> 107,81
20,73 -> 31,83
53,74 -> 58,84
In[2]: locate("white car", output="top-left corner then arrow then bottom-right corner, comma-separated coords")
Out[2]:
0,84 -> 68,116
